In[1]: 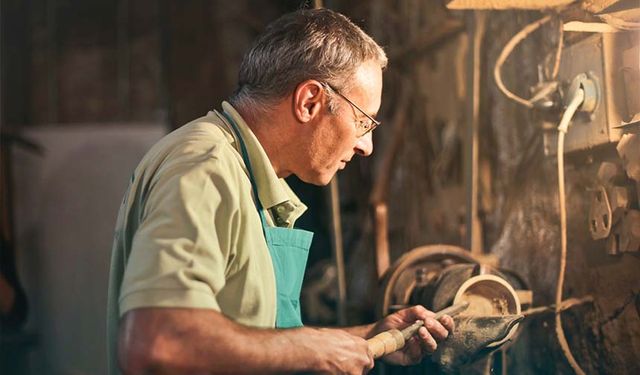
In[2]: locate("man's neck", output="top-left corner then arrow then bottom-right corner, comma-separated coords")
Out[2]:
234,103 -> 293,179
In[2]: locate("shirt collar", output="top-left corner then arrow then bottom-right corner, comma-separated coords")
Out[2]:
215,101 -> 307,226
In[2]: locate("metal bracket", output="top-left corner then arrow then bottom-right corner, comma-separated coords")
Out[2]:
590,185 -> 613,240
607,210 -> 640,255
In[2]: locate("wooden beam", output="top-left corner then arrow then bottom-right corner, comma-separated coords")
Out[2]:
446,0 -> 574,10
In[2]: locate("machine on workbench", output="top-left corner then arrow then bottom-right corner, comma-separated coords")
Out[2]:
376,244 -> 531,373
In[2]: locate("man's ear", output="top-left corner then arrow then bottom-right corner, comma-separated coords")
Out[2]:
292,80 -> 324,123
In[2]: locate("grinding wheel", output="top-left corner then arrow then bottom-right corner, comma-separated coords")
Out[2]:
453,274 -> 522,346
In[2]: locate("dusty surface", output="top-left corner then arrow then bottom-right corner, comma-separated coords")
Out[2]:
455,277 -> 519,316
433,315 -> 525,373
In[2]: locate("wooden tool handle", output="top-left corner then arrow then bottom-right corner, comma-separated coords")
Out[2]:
367,329 -> 405,359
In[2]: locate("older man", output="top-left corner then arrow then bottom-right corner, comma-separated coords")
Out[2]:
107,8 -> 453,375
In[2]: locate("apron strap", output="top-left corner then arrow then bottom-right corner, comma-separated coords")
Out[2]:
220,111 -> 271,230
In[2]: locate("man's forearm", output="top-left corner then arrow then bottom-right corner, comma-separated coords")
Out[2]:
119,308 -> 320,374
118,308 -> 370,374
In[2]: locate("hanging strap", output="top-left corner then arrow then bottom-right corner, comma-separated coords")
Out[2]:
220,111 -> 270,229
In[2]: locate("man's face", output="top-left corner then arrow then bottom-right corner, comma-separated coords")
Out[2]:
298,61 -> 383,186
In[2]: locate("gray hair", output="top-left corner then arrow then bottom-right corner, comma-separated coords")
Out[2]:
229,8 -> 387,114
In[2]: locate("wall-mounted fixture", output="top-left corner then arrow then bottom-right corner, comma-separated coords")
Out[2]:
542,32 -> 639,155
591,136 -> 640,255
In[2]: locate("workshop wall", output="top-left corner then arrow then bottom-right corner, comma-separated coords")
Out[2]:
355,2 -> 640,374
1,0 -> 294,128
12,125 -> 165,375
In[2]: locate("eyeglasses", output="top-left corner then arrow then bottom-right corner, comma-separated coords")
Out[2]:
321,82 -> 381,137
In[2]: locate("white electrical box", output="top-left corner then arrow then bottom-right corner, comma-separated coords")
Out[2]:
543,32 -> 639,155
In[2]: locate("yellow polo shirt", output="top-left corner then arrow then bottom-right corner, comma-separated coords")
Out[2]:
106,102 -> 307,375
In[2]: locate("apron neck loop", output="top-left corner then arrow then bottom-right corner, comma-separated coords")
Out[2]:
220,111 -> 270,227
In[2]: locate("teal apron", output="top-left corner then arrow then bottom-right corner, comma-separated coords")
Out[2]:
221,111 -> 313,328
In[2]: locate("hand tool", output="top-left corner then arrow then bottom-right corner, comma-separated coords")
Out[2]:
367,301 -> 469,359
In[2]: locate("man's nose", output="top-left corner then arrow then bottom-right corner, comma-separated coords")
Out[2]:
354,132 -> 373,157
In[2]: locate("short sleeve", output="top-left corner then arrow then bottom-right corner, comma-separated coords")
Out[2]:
118,155 -> 240,316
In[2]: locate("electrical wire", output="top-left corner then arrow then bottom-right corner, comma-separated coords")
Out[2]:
556,87 -> 586,375
494,14 -> 565,108
550,18 -> 564,81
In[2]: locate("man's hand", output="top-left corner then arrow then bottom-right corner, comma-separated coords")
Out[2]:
303,328 -> 374,374
370,305 -> 454,366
